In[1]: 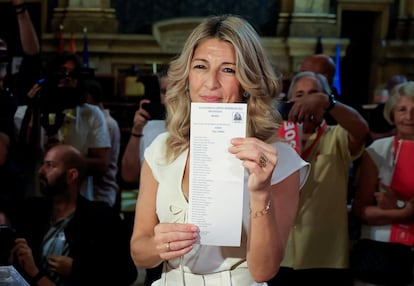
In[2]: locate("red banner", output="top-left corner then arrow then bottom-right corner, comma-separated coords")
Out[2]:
278,121 -> 300,154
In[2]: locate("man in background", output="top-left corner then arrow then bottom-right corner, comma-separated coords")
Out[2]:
85,79 -> 121,209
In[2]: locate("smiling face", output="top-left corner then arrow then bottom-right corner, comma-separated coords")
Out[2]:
394,96 -> 414,140
188,38 -> 242,103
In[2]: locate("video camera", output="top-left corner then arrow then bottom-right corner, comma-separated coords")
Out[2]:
38,66 -> 95,111
277,101 -> 294,121
37,66 -> 95,136
53,66 -> 95,82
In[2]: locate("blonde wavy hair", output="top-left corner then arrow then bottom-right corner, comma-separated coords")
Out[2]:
165,14 -> 281,162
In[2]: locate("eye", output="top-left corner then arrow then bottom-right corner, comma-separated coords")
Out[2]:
192,64 -> 206,70
396,106 -> 406,112
223,67 -> 235,73
295,91 -> 304,98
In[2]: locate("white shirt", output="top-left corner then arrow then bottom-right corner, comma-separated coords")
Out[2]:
145,132 -> 309,284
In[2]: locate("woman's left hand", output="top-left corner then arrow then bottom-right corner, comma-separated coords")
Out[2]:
228,137 -> 277,192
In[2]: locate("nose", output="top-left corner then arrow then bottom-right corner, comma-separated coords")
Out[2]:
204,70 -> 220,90
408,109 -> 414,121
38,162 -> 47,174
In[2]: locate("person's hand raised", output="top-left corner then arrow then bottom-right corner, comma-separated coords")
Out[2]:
131,99 -> 151,135
228,137 -> 277,192
288,92 -> 328,124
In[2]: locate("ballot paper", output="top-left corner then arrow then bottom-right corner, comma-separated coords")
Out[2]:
189,102 -> 247,246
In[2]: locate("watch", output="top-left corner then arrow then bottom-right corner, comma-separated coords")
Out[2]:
397,199 -> 406,209
325,93 -> 336,113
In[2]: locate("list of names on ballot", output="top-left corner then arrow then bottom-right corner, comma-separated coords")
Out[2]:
189,103 -> 247,246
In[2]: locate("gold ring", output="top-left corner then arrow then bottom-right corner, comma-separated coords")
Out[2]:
165,242 -> 170,251
259,153 -> 269,168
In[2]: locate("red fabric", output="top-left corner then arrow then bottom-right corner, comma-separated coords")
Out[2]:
390,139 -> 414,199
389,137 -> 414,246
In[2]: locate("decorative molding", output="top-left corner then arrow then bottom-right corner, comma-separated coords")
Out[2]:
152,17 -> 204,54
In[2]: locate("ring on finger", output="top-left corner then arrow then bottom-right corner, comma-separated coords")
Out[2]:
165,242 -> 171,251
259,153 -> 269,168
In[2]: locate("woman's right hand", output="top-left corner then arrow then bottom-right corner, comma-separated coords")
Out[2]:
153,223 -> 199,260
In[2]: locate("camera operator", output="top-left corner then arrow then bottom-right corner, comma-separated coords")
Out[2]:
15,53 -> 112,202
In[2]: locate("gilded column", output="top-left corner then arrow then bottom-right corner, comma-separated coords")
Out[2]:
276,0 -> 294,37
289,0 -> 337,37
50,0 -> 118,33
395,0 -> 414,39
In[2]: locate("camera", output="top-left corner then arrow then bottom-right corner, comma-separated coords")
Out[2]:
139,75 -> 165,120
277,101 -> 294,120
54,66 -> 95,81
0,225 -> 16,266
142,101 -> 165,120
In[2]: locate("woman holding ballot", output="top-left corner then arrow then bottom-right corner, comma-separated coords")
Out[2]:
351,81 -> 414,286
130,14 -> 310,285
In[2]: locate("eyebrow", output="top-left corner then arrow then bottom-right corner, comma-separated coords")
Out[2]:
191,58 -> 236,65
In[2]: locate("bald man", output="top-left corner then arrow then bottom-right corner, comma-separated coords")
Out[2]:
300,54 -> 336,88
300,54 -> 338,124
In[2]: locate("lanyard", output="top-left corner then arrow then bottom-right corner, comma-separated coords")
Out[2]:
301,121 -> 328,160
393,135 -> 401,163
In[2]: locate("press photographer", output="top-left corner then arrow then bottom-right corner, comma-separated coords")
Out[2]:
35,54 -> 94,140
15,52 -> 112,202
